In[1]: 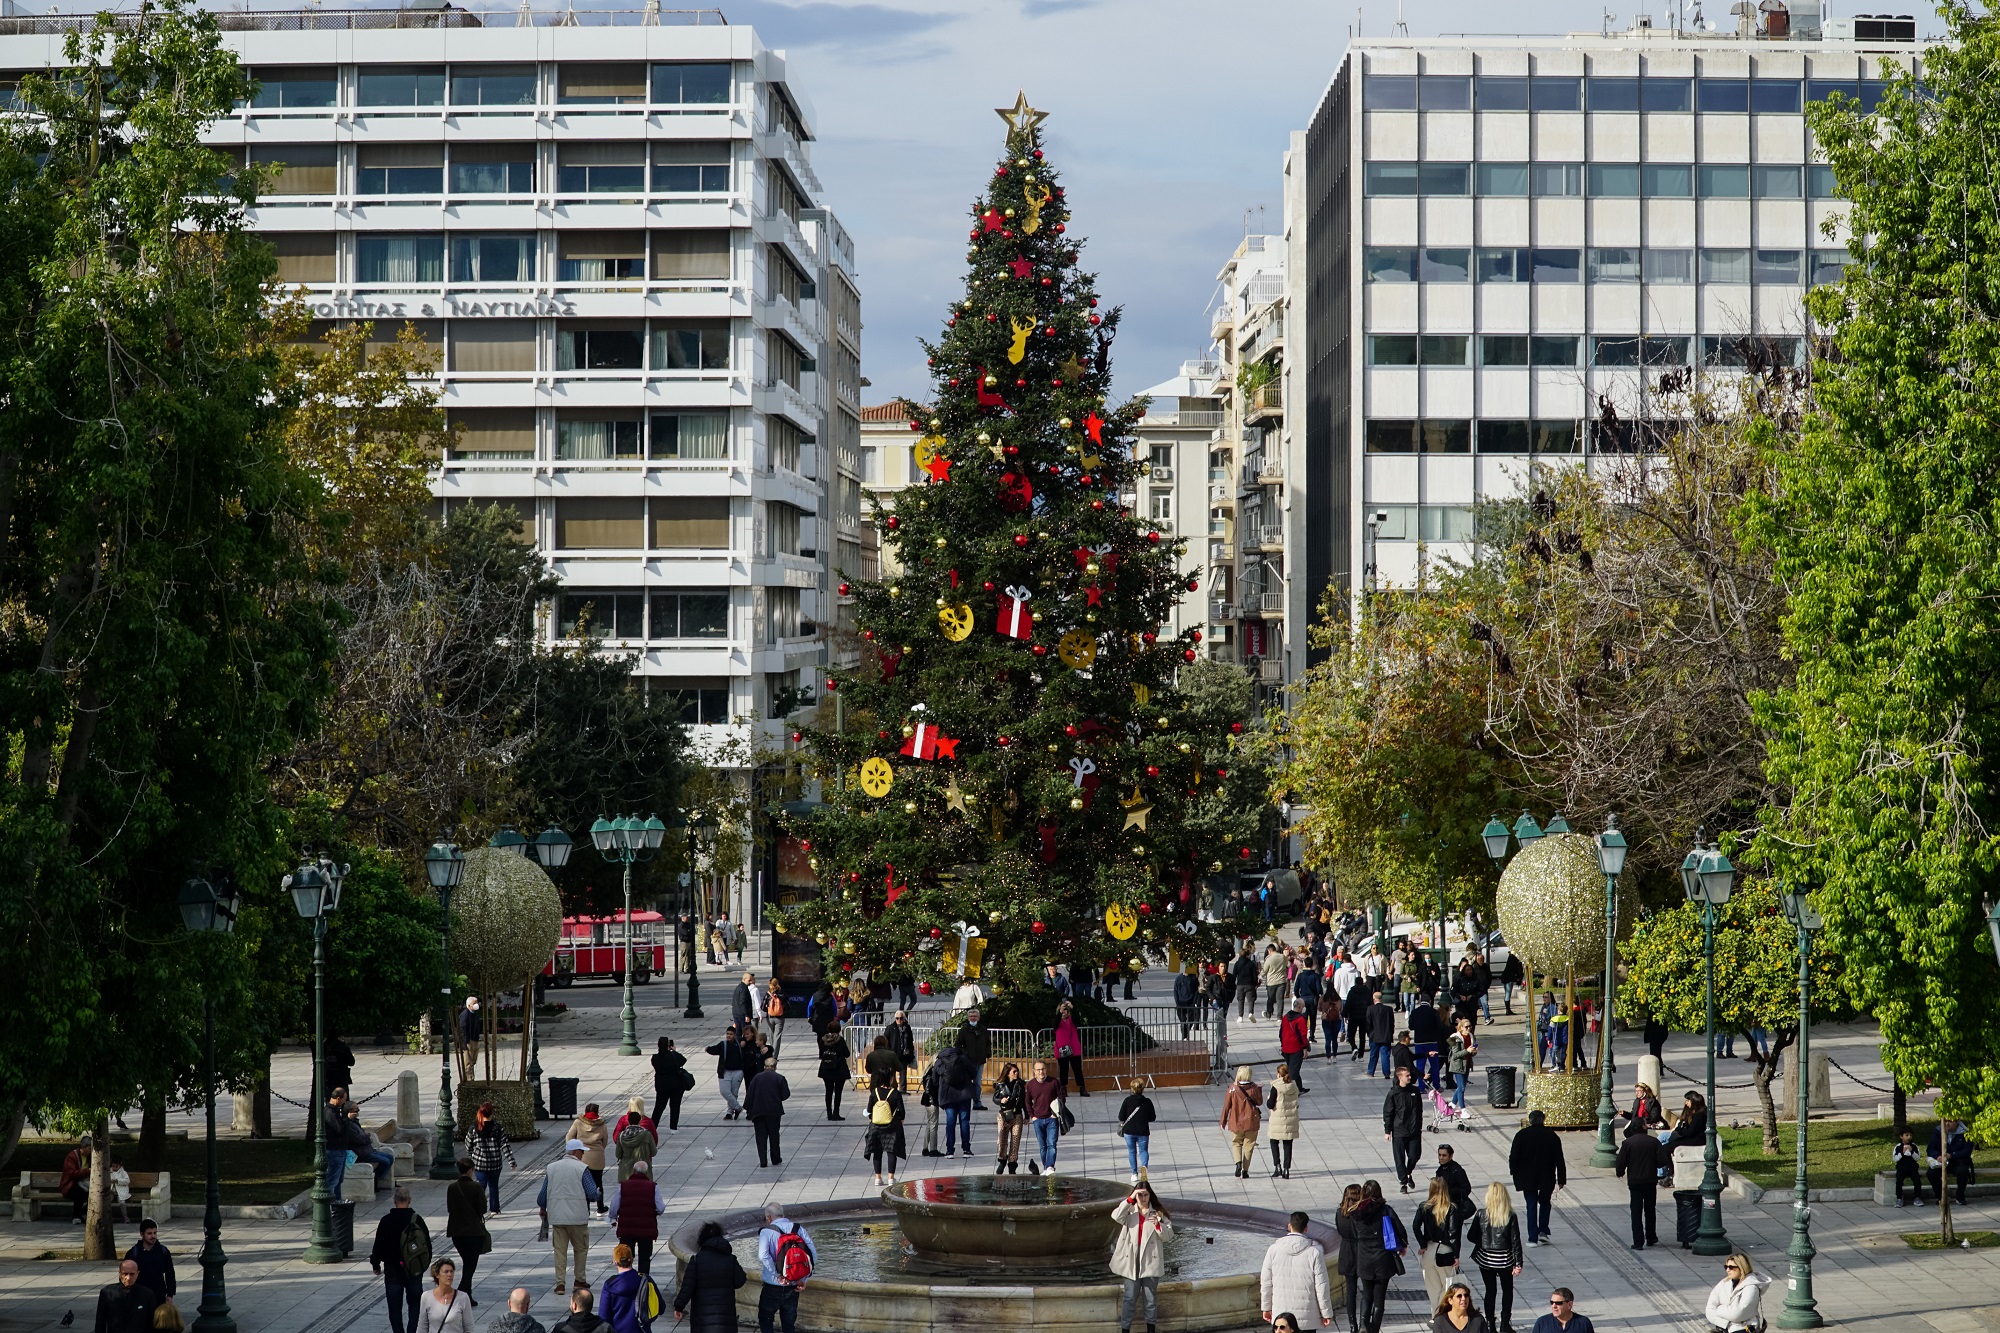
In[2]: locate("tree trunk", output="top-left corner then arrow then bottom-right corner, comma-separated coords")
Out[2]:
0,1094 -> 27,1174
1893,1085 -> 1907,1135
518,974 -> 533,1079
253,1064 -> 273,1139
1940,1169 -> 1956,1246
83,1116 -> 114,1261
1752,1030 -> 1794,1155
134,1091 -> 167,1173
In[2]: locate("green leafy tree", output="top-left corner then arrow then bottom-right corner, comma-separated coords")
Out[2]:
1175,658 -> 1280,865
778,104 -> 1241,1000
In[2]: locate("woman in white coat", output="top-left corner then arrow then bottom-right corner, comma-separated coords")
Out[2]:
1111,1182 -> 1174,1333
1704,1253 -> 1771,1333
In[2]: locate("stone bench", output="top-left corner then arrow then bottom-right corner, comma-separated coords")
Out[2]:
11,1170 -> 170,1223
1872,1169 -> 1997,1206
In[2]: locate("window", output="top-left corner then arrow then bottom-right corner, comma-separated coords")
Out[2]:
449,143 -> 534,194
558,591 -> 645,639
1753,249 -> 1802,284
1533,419 -> 1582,453
249,67 -> 335,109
1421,419 -> 1472,453
450,234 -> 535,284
1643,163 -> 1693,196
271,233 -> 335,283
1368,335 -> 1417,366
655,678 -> 730,725
655,229 -> 731,279
1702,335 -> 1801,368
650,411 -> 730,460
649,590 -> 730,639
448,408 -> 535,460
653,141 -> 732,193
766,331 -> 810,387
654,321 -> 731,370
1419,507 -> 1475,540
1701,248 -> 1750,283
1697,78 -> 1749,112
1531,248 -> 1581,282
1476,76 -> 1530,110
1365,420 -> 1416,452
1149,489 -> 1174,521
557,64 -> 646,105
1419,163 -> 1471,194
555,497 -> 643,548
1642,78 -> 1693,112
1806,163 -> 1838,198
1593,336 -> 1642,367
357,143 -> 443,195
1476,162 -> 1530,195
1420,75 -> 1472,110
558,326 -> 644,371
1751,164 -> 1801,198
1644,248 -> 1694,283
1480,335 -> 1527,366
1809,248 -> 1853,285
652,497 -> 730,548
357,234 -> 444,284
1698,164 -> 1750,198
1365,162 -> 1418,195
448,321 -> 536,373
1479,420 -> 1531,452
651,62 -> 732,105
450,64 -> 536,107
1807,79 -> 1887,112
1531,162 -> 1582,196
1749,79 -> 1802,114
1588,77 -> 1640,112
1477,248 -> 1523,282
1530,336 -> 1579,367
558,232 -> 645,283
1588,163 -> 1641,197
767,416 -> 808,472
765,502 -> 804,556
557,417 -> 643,459
765,587 -> 801,641
1420,248 -> 1471,282
1364,75 -> 1417,110
766,164 -> 807,221
1421,335 -> 1469,365
767,246 -> 814,303
357,66 -> 443,107
1594,337 -> 1686,367
248,143 -> 335,195
559,143 -> 646,195
768,86 -> 809,141
1589,247 -> 1642,282
1531,76 -> 1582,111
1364,247 -> 1419,282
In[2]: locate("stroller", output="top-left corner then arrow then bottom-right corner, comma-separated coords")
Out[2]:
1428,1086 -> 1470,1132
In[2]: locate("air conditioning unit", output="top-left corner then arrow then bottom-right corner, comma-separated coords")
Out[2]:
1150,466 -> 1175,482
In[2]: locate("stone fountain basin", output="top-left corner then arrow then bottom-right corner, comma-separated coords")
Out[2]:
884,1172 -> 1126,1268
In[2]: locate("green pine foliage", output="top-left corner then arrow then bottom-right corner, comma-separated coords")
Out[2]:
777,108 -> 1245,993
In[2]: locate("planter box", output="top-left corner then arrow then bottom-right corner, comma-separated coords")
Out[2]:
457,1081 -> 540,1142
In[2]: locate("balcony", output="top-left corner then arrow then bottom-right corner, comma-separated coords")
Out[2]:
1210,600 -> 1238,621
1209,307 -> 1234,340
1246,382 -> 1284,423
1210,542 -> 1236,563
1257,454 -> 1286,485
1259,659 -> 1284,682
1257,526 -> 1284,552
1259,591 -> 1286,615
1139,409 -> 1224,428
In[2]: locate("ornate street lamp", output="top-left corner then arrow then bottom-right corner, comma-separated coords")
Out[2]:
519,826 -> 573,1116
1684,835 -> 1735,1256
287,856 -> 347,1264
593,814 -> 662,1056
1588,815 -> 1629,1168
1777,887 -> 1825,1328
1481,810 -> 1562,1092
177,877 -> 242,1333
424,840 -> 466,1178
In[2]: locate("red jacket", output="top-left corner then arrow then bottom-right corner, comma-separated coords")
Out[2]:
1280,1013 -> 1311,1055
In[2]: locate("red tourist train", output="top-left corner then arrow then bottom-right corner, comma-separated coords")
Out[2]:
541,910 -> 668,986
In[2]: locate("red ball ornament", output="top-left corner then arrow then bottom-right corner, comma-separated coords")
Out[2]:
1015,378 -> 1028,388
800,840 -> 812,851
909,421 -> 923,432
983,580 -> 997,591
1187,579 -> 1200,592
863,630 -> 874,641
878,729 -> 890,740
1218,768 -> 1229,779
997,735 -> 1012,747
1230,722 -> 1245,734
927,358 -> 936,366
919,981 -> 933,995
1041,277 -> 1053,287
1064,724 -> 1080,738
1138,902 -> 1152,915
790,730 -> 802,742
1146,531 -> 1160,544
825,678 -> 838,691
1004,445 -> 1020,456
1079,475 -> 1092,487
1031,920 -> 1047,934
886,515 -> 900,529
1092,500 -> 1105,511
1191,630 -> 1203,643
986,312 -> 998,323
1184,648 -> 1197,662
838,582 -> 851,596
1146,764 -> 1160,776
929,927 -> 944,939
1032,644 -> 1048,657
1240,847 -> 1252,859
1088,314 -> 1102,326
1014,534 -> 1030,547
996,166 -> 1009,176
1142,632 -> 1156,645
1002,229 -> 1014,239
842,961 -> 854,972
1032,149 -> 1044,159
948,377 -> 960,387
1051,378 -> 1064,388
1088,298 -> 1099,308
849,871 -> 861,882
1054,223 -> 1066,233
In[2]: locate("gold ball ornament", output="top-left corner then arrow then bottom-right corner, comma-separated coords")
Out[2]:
1060,417 -> 1074,429
843,941 -> 856,954
1004,207 -> 1016,218
977,432 -> 992,444
1070,797 -> 1084,810
814,933 -> 827,944
988,910 -> 1003,924
904,801 -> 918,814
808,856 -> 820,870
889,585 -> 902,598
1209,861 -> 1224,872
1085,562 -> 1100,575
935,536 -> 948,548
1495,832 -> 1635,974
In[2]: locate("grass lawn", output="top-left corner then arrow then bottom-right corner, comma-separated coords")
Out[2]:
10,1136 -> 316,1207
1905,1231 -> 2000,1249
1719,1117 -> 1934,1191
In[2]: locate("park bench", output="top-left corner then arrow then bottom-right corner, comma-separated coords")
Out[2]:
1872,1165 -> 1998,1206
10,1170 -> 170,1223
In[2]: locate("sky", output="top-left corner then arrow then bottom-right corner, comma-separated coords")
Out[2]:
712,0 -> 1945,406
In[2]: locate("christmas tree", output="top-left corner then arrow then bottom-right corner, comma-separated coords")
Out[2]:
776,94 -> 1248,1010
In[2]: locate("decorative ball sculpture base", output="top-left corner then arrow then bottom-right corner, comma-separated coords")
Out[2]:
1525,1070 -> 1602,1129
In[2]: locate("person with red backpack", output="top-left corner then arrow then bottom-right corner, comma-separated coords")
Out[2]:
755,1203 -> 816,1333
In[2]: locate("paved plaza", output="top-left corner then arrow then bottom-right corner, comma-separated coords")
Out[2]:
1,937 -> 1995,1333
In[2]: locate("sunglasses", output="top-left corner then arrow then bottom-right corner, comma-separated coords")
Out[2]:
1551,1300 -> 1571,1307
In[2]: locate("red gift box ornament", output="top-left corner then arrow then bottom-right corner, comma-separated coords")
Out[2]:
900,718 -> 941,760
997,585 -> 1034,640
999,472 -> 1033,513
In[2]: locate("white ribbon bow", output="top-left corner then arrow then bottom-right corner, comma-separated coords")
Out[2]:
1068,757 -> 1098,787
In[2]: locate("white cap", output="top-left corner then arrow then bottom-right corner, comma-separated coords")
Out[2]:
565,1139 -> 587,1153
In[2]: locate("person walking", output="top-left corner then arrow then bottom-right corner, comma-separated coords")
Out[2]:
1467,1182 -> 1524,1333
918,1049 -> 946,1157
1445,1019 -> 1477,1109
1116,1078 -> 1157,1184
611,1098 -> 658,1186
765,979 -> 789,1057
1507,1110 -> 1565,1246
1332,1185 -> 1364,1333
1531,1288 -> 1594,1333
745,1056 -> 791,1168
1293,964 -> 1324,1046
885,1011 -> 918,1090
443,1159 -> 491,1306
536,1139 -> 600,1296
1233,946 -> 1261,1020
937,1040 -> 976,1159
599,1244 -> 655,1333
552,1286 -> 610,1333
1366,991 -> 1397,1080
864,1079 -> 907,1186
1260,945 -> 1290,1020
958,1008 -> 993,1110
1025,1059 -> 1065,1177
613,1159 -> 665,1274
1383,1066 -> 1425,1194
706,1024 -> 750,1121
674,1221 -> 747,1333
755,1204 -> 817,1333
1432,1282 -> 1487,1333
1412,1178 -> 1468,1312
863,1034 -> 903,1098
1499,956 -> 1524,1014
1221,1066 -> 1263,1180
816,1023 -> 853,1121
1612,1121 -> 1664,1248
1111,1183 -> 1173,1333
1433,1144 -> 1473,1210
1052,1001 -> 1088,1096
368,1185 -> 431,1333
1265,1064 -> 1300,1179
1702,1254 -> 1770,1333
1260,1209 -> 1334,1331
565,1104 -> 610,1215
1173,968 -> 1202,1040
993,1061 -> 1027,1174
732,970 -> 758,1031
94,1258 -> 159,1333
1337,1181 -> 1406,1333
414,1259 -> 474,1333
1345,973 -> 1373,1059
1317,981 -> 1343,1061
1409,997 -> 1445,1091
466,1102 -> 517,1217
1280,1001 -> 1312,1092
652,1037 -> 691,1133
488,1289 -> 548,1333
123,1219 -> 176,1306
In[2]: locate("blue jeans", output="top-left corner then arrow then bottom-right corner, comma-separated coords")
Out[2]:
1451,1073 -> 1468,1108
1714,1032 -> 1736,1057
1322,1023 -> 1338,1058
1522,1187 -> 1554,1242
1367,1041 -> 1392,1078
1033,1117 -> 1060,1168
1479,992 -> 1492,1020
383,1272 -> 422,1333
1413,1043 -> 1441,1089
1125,1134 -> 1149,1175
358,1147 -> 394,1184
944,1105 -> 971,1153
324,1150 -> 348,1199
476,1167 -> 502,1212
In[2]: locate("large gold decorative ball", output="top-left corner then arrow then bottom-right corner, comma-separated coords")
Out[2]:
1495,831 -> 1632,975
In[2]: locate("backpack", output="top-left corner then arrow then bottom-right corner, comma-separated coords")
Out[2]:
944,1050 -> 973,1090
767,990 -> 786,1019
768,1222 -> 814,1285
871,1093 -> 895,1125
643,1275 -> 665,1320
400,1213 -> 432,1272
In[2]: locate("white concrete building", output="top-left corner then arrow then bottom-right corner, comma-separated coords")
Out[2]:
1130,361 -> 1222,648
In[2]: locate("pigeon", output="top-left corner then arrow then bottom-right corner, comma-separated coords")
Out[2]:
702,1147 -> 715,1160
60,1313 -> 73,1327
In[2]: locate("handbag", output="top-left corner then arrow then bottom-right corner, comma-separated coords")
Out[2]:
1057,1104 -> 1076,1135
1381,1212 -> 1405,1276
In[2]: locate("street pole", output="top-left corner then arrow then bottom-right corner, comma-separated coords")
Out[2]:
192,997 -> 234,1333
619,857 -> 641,1056
429,880 -> 458,1179
302,915 -> 341,1263
1693,895 -> 1732,1255
527,1009 -> 548,1120
1779,905 -> 1822,1328
1590,859 -> 1622,1168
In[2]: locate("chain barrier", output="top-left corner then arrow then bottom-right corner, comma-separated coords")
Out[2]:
270,1075 -> 401,1113
1660,1061 -> 1762,1091
1826,1056 -> 1898,1093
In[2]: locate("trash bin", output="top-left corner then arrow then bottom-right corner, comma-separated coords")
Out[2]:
1486,1065 -> 1518,1108
1673,1190 -> 1702,1248
548,1076 -> 580,1120
330,1198 -> 357,1256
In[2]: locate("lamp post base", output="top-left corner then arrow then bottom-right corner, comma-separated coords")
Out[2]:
685,971 -> 704,1019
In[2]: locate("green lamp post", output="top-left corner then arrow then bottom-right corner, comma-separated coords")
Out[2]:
177,877 -> 243,1333
1682,835 -> 1735,1256
1588,814 -> 1628,1168
287,855 -> 348,1264
1776,886 -> 1824,1328
520,827 -> 573,1116
1483,811 -> 1546,1077
592,813 -> 663,1056
424,839 -> 466,1179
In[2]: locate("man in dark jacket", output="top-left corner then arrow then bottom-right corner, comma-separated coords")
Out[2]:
123,1220 -> 176,1304
1450,960 -> 1488,1027
886,1011 -> 917,1084
1433,1144 -> 1473,1211
957,1009 -> 991,1110
1381,1066 -> 1424,1192
1509,1108 -> 1567,1244
1345,976 -> 1373,1058
863,1033 -> 904,1095
1613,1121 -> 1664,1248
1173,969 -> 1202,1039
1292,965 -> 1323,1044
744,1057 -> 791,1168
1365,991 -> 1398,1080
368,1186 -> 427,1333
705,1025 -> 748,1120
1231,947 -> 1261,1020
552,1285 -> 611,1333
93,1258 -> 159,1333
732,971 -> 757,1028
1408,998 -> 1445,1091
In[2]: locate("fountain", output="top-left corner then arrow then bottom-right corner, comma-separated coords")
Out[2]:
667,1176 -> 1341,1333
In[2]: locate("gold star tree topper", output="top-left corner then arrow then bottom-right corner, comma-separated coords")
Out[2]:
997,91 -> 1049,140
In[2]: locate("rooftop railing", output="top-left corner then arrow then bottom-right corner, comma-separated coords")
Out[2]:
0,4 -> 728,35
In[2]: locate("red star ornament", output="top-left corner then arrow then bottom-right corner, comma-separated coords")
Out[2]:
932,733 -> 960,760
1085,411 -> 1105,445
924,452 -> 953,482
1084,583 -> 1103,606
980,208 -> 1005,233
1009,256 -> 1033,279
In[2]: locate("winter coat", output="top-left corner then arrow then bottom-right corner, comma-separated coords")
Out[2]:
444,1176 -> 490,1254
565,1114 -> 609,1171
1446,1031 -> 1477,1076
935,1048 -> 975,1108
1231,953 -> 1260,988
816,1033 -> 852,1083
601,1266 -> 655,1333
1280,1013 -> 1311,1055
1705,1272 -> 1772,1333
1383,1082 -> 1424,1138
1412,1200 -> 1468,1266
466,1120 -> 516,1173
1436,1159 -> 1473,1210
744,1069 -> 790,1119
1467,1208 -> 1522,1272
614,1175 -> 664,1240
1259,1233 -> 1334,1325
1409,1003 -> 1445,1045
1173,972 -> 1201,1007
1051,1016 -> 1083,1059
1265,1078 -> 1301,1141
1338,1198 -> 1408,1282
1260,951 -> 1290,988
1614,1133 -> 1665,1193
886,1021 -> 917,1065
1367,1001 -> 1397,1045
864,1045 -> 903,1090
1109,1198 -> 1171,1280
674,1233 -> 747,1333
957,1020 -> 992,1065
1508,1124 -> 1568,1191
614,1120 -> 658,1183
1220,1080 -> 1262,1135
864,1086 -> 907,1162
652,1050 -> 689,1097
1117,1092 -> 1157,1138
